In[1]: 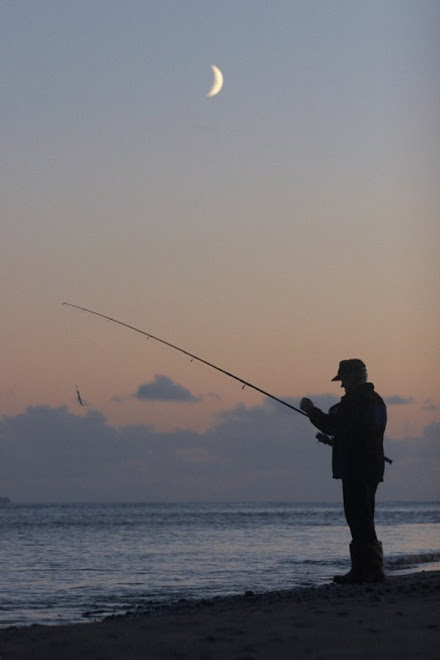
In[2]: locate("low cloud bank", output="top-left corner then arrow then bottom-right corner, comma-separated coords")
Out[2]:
1,395 -> 438,502
385,395 -> 415,406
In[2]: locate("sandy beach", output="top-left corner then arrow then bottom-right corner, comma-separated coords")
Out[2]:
0,570 -> 439,659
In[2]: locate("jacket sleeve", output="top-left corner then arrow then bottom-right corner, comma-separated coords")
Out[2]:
307,406 -> 339,435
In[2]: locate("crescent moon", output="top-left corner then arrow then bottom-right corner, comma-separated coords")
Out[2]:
206,64 -> 224,98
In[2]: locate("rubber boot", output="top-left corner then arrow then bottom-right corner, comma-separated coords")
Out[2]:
333,542 -> 363,584
362,540 -> 385,583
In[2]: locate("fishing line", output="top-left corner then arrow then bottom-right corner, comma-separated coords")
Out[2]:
62,302 -> 87,407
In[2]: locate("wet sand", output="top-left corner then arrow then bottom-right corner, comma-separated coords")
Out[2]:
0,570 -> 439,659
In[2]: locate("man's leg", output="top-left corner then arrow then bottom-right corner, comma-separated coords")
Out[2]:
334,479 -> 384,583
333,479 -> 365,583
343,479 -> 377,544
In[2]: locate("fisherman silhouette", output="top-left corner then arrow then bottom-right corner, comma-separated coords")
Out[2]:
300,359 -> 387,584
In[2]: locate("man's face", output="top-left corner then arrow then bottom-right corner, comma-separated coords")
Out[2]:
340,372 -> 358,392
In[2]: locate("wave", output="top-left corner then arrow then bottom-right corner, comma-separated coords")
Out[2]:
386,551 -> 440,570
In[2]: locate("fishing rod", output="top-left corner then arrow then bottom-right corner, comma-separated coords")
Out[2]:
62,302 -> 392,465
61,301 -> 308,417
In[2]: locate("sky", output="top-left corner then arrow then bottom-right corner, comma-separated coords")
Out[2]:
1,0 -> 439,502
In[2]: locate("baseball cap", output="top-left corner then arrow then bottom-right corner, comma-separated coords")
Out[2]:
331,359 -> 367,382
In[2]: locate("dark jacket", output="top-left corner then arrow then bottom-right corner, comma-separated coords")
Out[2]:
308,383 -> 387,483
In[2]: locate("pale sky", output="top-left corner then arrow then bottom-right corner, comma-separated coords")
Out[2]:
1,1 -> 439,501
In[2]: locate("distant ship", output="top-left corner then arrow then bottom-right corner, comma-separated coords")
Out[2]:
0,497 -> 11,504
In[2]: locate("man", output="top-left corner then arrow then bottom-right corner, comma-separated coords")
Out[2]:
300,359 -> 387,583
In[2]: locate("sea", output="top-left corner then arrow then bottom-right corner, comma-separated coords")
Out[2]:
1,501 -> 439,628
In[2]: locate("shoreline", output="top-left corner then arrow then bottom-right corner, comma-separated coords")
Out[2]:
1,570 -> 439,659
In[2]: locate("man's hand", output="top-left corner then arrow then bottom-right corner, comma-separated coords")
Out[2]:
300,397 -> 315,413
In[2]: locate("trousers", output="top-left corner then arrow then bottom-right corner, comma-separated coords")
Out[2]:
342,478 -> 378,544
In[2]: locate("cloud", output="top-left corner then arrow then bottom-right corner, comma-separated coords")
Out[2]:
0,401 -> 438,502
0,402 -> 335,502
384,423 -> 440,500
422,399 -> 439,412
133,374 -> 201,402
385,395 -> 415,406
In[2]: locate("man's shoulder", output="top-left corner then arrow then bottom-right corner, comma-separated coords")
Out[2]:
366,384 -> 386,407
349,383 -> 386,406
363,383 -> 386,408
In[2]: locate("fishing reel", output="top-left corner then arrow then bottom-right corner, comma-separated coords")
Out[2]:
316,432 -> 333,447
316,432 -> 392,464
